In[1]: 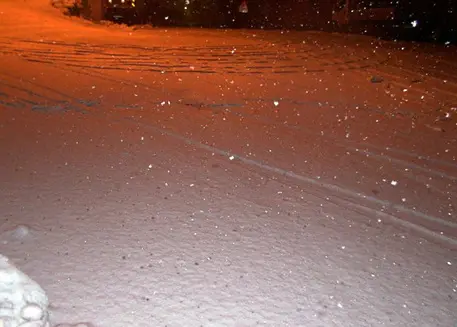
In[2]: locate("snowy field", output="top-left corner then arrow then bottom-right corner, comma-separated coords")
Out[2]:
1,1 -> 456,326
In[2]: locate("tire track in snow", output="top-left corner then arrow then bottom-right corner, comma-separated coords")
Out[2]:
145,105 -> 456,222
25,53 -> 442,234
0,72 -> 92,112
21,52 -> 456,182
4,66 -> 454,245
18,35 -> 452,162
363,64 -> 457,110
116,113 -> 457,246
1,39 -> 389,75
7,58 -> 455,238
2,38 -> 456,246
346,148 -> 457,181
211,101 -> 457,226
200,95 -> 457,183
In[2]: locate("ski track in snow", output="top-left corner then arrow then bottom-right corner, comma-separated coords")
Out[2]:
1,2 -> 457,326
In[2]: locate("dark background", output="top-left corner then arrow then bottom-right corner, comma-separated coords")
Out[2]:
101,0 -> 456,43
142,0 -> 334,29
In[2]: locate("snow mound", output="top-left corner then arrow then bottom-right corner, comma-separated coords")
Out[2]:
51,0 -> 80,8
50,0 -> 82,15
3,0 -> 53,10
0,255 -> 50,327
2,0 -> 79,18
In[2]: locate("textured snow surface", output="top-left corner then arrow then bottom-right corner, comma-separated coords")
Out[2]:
0,0 -> 456,326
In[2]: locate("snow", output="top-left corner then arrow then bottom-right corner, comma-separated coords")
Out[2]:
1,0 -> 456,326
0,255 -> 50,327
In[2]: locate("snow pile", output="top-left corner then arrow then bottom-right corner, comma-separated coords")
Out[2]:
0,255 -> 50,327
50,0 -> 82,15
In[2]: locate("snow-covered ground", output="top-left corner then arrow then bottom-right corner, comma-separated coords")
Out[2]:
1,1 -> 456,326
